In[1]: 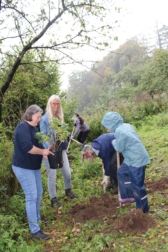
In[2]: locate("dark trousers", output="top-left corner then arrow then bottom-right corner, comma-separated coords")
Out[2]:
77,130 -> 89,144
109,152 -> 124,185
117,163 -> 149,213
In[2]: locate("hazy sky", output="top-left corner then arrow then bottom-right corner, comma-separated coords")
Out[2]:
117,0 -> 167,42
60,0 -> 168,90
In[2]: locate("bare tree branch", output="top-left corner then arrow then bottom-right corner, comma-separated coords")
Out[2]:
0,0 -> 121,121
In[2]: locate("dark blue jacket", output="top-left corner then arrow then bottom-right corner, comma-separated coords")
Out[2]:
12,121 -> 43,170
91,133 -> 115,176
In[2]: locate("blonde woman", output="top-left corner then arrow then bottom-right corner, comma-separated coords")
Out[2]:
40,95 -> 77,208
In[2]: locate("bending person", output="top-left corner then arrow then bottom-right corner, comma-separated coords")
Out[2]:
40,95 -> 77,208
82,133 -> 124,194
71,113 -> 89,144
101,112 -> 150,213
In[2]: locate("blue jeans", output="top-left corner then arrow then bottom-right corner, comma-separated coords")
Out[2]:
12,166 -> 43,234
117,163 -> 149,213
43,150 -> 71,199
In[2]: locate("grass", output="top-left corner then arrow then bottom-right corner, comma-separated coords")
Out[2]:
1,113 -> 168,251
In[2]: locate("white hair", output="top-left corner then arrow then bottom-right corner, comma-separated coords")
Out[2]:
82,144 -> 96,163
46,95 -> 64,123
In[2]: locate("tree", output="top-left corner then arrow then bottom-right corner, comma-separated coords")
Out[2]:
138,49 -> 168,95
1,50 -> 61,127
156,25 -> 168,49
67,39 -> 149,110
0,0 -> 121,121
68,70 -> 94,112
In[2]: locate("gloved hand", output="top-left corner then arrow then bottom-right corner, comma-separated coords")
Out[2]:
67,135 -> 71,142
101,175 -> 109,186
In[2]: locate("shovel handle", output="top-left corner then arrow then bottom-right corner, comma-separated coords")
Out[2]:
67,127 -> 75,151
101,162 -> 106,192
71,138 -> 81,145
117,152 -> 122,206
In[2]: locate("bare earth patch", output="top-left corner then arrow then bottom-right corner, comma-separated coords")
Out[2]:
69,194 -> 119,222
68,194 -> 156,234
68,178 -> 168,234
44,177 -> 168,251
146,177 -> 168,193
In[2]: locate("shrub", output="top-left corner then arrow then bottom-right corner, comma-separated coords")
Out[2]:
0,214 -> 43,252
85,111 -> 107,141
0,124 -> 18,198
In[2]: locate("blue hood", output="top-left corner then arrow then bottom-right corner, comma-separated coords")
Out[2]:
101,112 -> 124,132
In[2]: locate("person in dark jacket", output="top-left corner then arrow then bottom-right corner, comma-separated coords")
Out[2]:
12,105 -> 53,240
71,114 -> 89,144
82,133 -> 123,194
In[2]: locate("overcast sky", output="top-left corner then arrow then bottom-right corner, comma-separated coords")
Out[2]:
117,0 -> 167,42
60,0 -> 168,90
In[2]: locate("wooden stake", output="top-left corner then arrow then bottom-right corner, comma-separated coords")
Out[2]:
117,152 -> 122,207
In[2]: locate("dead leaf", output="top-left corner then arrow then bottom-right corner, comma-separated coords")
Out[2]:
72,227 -> 81,233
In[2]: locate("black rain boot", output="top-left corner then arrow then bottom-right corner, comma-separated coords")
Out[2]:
106,181 -> 114,191
65,189 -> 77,199
111,185 -> 118,195
51,197 -> 61,208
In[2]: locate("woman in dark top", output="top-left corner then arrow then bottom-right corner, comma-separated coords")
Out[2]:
12,104 -> 53,240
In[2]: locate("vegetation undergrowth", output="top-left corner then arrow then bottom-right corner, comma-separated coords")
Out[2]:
85,94 -> 168,141
1,112 -> 168,251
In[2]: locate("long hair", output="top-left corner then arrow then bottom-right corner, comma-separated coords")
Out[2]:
75,113 -> 84,124
46,95 -> 64,123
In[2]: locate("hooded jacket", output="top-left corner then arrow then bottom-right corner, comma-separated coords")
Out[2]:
101,112 -> 150,167
91,133 -> 115,176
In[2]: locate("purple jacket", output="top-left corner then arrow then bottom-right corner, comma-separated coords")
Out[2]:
73,118 -> 89,137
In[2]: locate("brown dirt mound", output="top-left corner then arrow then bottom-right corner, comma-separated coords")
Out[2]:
146,177 -> 168,193
68,178 -> 168,234
69,177 -> 168,234
68,194 -> 156,234
69,194 -> 119,222
103,209 -> 156,235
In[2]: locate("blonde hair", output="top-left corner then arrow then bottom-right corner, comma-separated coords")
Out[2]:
46,95 -> 64,123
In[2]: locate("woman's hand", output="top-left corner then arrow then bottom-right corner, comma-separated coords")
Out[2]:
43,149 -> 54,157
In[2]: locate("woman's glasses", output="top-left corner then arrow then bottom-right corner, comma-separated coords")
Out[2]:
51,102 -> 60,106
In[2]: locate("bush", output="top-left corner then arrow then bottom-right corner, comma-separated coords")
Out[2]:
85,111 -> 107,141
0,124 -> 18,198
0,214 -> 43,252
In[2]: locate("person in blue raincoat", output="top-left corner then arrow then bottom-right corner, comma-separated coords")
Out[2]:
82,133 -> 124,194
101,112 -> 150,213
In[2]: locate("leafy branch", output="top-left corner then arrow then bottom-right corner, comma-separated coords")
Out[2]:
36,117 -> 70,151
